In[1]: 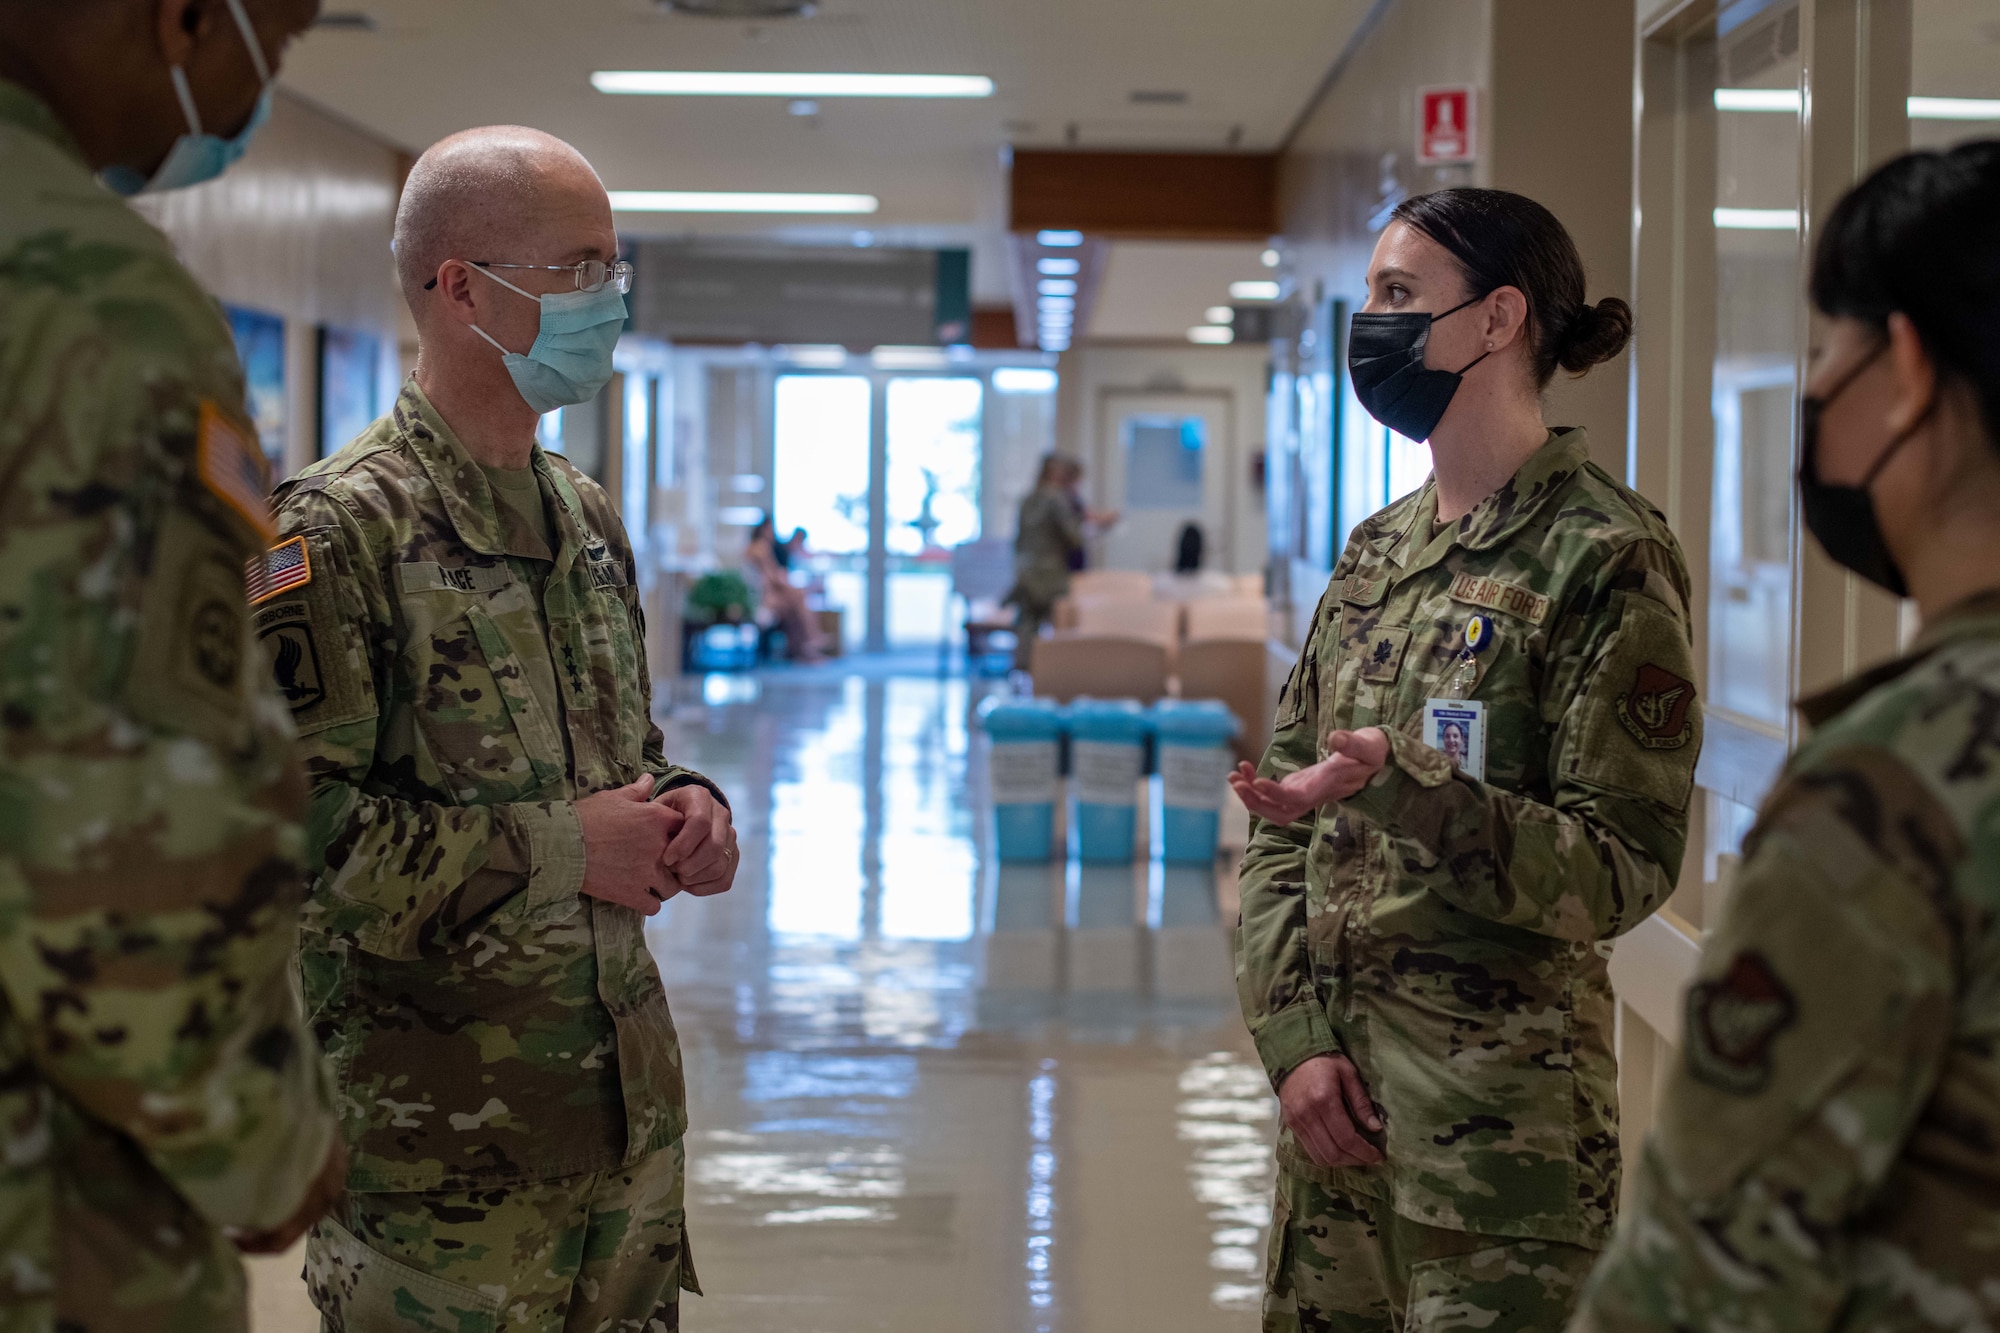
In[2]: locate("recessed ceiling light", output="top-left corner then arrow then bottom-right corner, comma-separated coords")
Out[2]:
592,71 -> 994,98
1037,257 -> 1081,276
1714,207 -> 1798,230
1037,230 -> 1085,247
1038,279 -> 1078,296
608,191 -> 879,213
1261,248 -> 1280,268
1909,96 -> 2000,120
1205,306 -> 1234,325
993,368 -> 1058,394
1038,296 -> 1075,312
1713,87 -> 1801,112
1188,325 -> 1234,345
1229,280 -> 1280,301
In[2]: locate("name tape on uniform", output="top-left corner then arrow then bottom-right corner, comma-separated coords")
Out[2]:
1448,572 -> 1550,626
397,561 -> 515,595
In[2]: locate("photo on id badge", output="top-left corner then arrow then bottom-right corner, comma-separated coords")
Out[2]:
1423,698 -> 1485,782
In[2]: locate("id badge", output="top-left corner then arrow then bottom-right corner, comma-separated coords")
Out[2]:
1423,698 -> 1486,782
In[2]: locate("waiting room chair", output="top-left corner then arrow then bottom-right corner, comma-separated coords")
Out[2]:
1177,637 -> 1273,763
1071,596 -> 1181,648
1182,597 -> 1269,643
1068,569 -> 1153,601
1031,635 -> 1170,704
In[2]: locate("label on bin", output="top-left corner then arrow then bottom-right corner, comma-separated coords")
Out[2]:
1160,744 -> 1233,811
990,740 -> 1059,805
1072,740 -> 1144,806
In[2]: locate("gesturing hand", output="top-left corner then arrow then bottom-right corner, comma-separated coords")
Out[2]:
657,783 -> 738,897
1278,1054 -> 1385,1170
576,775 -> 686,915
1229,727 -> 1392,824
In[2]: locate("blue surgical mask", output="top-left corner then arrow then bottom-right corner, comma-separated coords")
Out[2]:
100,0 -> 274,197
468,266 -> 628,415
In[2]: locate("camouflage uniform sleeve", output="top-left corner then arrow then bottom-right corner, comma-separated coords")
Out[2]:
0,325 -> 336,1231
280,490 -> 591,961
1343,538 -> 1699,941
1570,743 -> 1959,1332
625,543 -> 728,810
1234,581 -> 1343,1090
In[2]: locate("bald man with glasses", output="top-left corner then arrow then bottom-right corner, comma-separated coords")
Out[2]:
262,126 -> 737,1331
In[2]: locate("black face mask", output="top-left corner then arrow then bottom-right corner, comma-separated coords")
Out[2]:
1798,340 -> 1928,599
1347,295 -> 1491,443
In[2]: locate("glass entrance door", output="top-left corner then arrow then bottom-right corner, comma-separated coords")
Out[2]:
774,371 -> 985,654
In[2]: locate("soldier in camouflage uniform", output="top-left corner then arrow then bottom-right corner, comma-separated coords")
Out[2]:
1572,143 -> 2000,1333
0,0 -> 344,1328
1006,455 -> 1089,671
1232,190 -> 1701,1331
269,127 -> 737,1332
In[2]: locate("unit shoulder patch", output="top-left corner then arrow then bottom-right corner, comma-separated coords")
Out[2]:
1448,571 -> 1551,626
1617,662 -> 1696,750
197,399 -> 274,542
1684,950 -> 1798,1094
254,598 -> 325,713
246,534 -> 312,605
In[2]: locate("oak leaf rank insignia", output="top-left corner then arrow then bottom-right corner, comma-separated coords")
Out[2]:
1617,662 -> 1695,750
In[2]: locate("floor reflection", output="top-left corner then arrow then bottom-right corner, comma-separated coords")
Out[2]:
651,666 -> 1274,1332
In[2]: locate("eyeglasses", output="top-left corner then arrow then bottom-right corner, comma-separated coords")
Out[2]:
425,259 -> 635,294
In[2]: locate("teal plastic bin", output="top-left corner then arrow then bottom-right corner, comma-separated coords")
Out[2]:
978,695 -> 1066,861
1151,699 -> 1241,863
1064,698 -> 1151,863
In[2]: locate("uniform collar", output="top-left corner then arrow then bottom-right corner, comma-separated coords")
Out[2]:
394,380 -> 589,575
1390,427 -> 1590,570
0,79 -> 87,164
1796,588 -> 2000,729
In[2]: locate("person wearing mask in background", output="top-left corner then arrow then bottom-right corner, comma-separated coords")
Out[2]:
262,126 -> 737,1330
1572,142 -> 2000,1333
1231,188 -> 1703,1331
1005,454 -> 1116,673
0,0 -> 345,1326
747,514 -> 825,662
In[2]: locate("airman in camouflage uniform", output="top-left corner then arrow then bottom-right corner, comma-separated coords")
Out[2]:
1571,594 -> 2000,1331
1006,457 -> 1086,670
275,126 -> 734,1330
0,1 -> 341,1325
1236,428 -> 1702,1330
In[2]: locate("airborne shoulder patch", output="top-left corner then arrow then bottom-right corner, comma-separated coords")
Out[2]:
254,598 -> 325,713
1617,663 -> 1696,750
246,534 -> 311,605
1684,950 -> 1798,1094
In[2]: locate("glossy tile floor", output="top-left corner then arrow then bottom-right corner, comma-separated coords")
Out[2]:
251,660 -> 1275,1331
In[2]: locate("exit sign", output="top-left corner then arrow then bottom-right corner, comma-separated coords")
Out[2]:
1417,86 -> 1476,164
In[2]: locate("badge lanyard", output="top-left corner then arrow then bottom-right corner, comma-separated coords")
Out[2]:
1440,613 -> 1493,700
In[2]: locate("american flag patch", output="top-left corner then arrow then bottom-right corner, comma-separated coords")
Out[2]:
197,399 -> 274,541
246,535 -> 312,605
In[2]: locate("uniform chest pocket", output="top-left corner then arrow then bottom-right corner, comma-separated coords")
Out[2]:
405,587 -> 568,802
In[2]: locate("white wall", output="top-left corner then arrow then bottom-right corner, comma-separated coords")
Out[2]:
1054,343 -> 1270,576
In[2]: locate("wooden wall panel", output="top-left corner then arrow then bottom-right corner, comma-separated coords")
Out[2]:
1009,151 -> 1279,239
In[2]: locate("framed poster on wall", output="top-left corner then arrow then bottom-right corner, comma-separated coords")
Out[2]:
318,325 -> 382,459
224,304 -> 285,470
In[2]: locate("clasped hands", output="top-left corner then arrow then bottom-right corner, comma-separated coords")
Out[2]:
1228,726 -> 1391,825
1280,1054 -> 1385,1169
576,773 -> 738,915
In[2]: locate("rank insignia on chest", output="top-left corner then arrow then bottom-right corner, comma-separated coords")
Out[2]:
1617,663 -> 1695,749
1685,950 -> 1797,1094
246,534 -> 311,605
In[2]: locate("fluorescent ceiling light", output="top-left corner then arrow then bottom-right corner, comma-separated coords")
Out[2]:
1261,248 -> 1281,268
1229,280 -> 1280,301
1038,230 -> 1085,247
775,344 -> 847,368
1188,325 -> 1235,345
610,191 -> 878,214
1040,313 -> 1073,326
1715,207 -> 1798,230
1910,96 -> 2000,120
1038,279 -> 1078,296
593,71 -> 994,98
1205,306 -> 1234,325
1038,257 -> 1080,276
1714,87 -> 1800,112
1038,296 -> 1075,312
871,345 -> 950,369
994,368 -> 1059,394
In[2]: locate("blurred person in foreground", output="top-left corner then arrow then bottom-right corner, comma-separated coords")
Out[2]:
263,126 -> 736,1330
0,0 -> 346,1327
1231,188 -> 1702,1331
1573,141 -> 2000,1332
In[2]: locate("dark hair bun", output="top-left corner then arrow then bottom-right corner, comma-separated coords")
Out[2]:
1557,297 -> 1633,373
